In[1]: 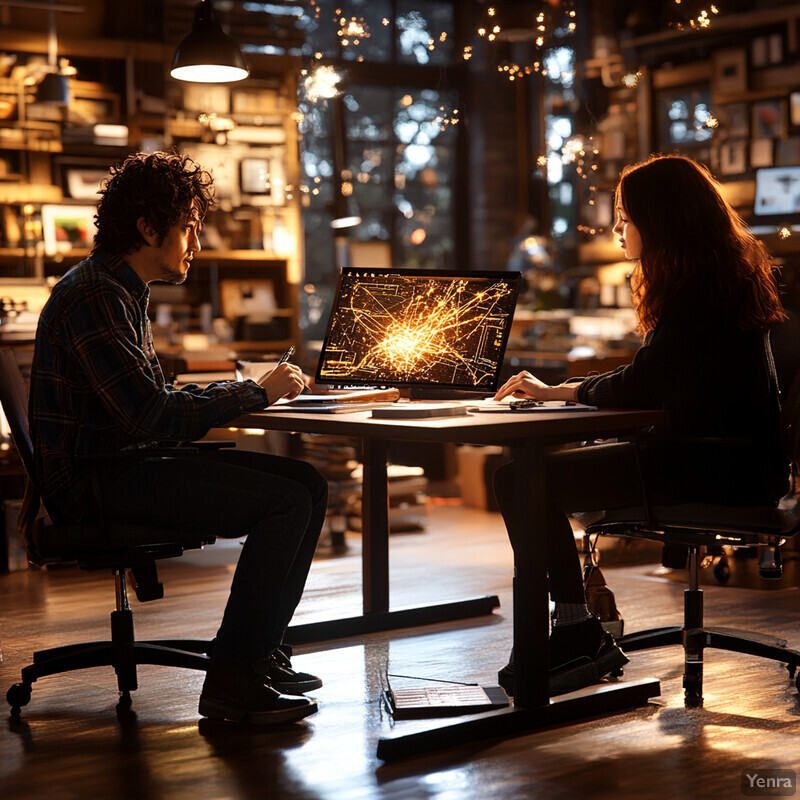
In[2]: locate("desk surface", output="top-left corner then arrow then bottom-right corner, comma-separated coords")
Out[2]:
232,405 -> 668,446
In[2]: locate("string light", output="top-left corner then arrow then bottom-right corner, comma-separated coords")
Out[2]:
475,2 -> 578,82
669,2 -> 720,31
778,226 -> 792,239
303,65 -> 342,101
621,71 -> 641,88
434,105 -> 460,131
338,16 -> 369,47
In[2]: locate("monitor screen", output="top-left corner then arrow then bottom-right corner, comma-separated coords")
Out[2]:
315,267 -> 521,392
753,166 -> 800,218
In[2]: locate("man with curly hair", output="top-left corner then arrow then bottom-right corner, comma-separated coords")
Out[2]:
29,151 -> 326,724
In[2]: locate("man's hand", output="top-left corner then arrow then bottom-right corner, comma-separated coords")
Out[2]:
493,370 -> 578,402
257,362 -> 306,404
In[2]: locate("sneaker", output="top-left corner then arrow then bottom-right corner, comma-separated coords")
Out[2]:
199,657 -> 318,724
267,647 -> 323,695
497,617 -> 628,697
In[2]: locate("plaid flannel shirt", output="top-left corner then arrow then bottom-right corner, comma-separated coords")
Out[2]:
29,250 -> 269,522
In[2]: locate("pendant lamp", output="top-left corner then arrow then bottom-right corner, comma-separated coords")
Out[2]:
171,0 -> 249,83
35,3 -> 69,105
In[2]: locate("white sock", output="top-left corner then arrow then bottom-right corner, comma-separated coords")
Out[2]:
552,602 -> 592,627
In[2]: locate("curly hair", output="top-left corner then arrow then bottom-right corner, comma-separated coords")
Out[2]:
92,151 -> 214,255
616,154 -> 786,332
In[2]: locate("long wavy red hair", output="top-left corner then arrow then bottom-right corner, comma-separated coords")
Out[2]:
616,154 -> 786,332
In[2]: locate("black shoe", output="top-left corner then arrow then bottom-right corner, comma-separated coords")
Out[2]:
497,617 -> 629,697
199,657 -> 318,724
267,647 -> 323,695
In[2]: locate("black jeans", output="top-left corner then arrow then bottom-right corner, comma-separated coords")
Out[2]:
98,449 -> 328,663
492,442 -> 645,605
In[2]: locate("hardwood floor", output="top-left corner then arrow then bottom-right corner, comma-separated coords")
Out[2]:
1,502 -> 799,800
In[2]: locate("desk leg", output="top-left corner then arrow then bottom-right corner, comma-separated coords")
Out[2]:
284,436 -> 500,645
361,437 -> 390,614
375,441 -> 660,762
510,442 -> 550,708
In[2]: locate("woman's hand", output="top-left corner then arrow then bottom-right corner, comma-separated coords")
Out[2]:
257,362 -> 306,404
493,370 -> 578,402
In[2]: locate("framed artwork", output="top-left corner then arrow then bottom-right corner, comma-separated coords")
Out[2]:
239,156 -> 287,206
752,99 -> 787,139
719,140 -> 747,176
790,92 -> 800,130
64,167 -> 108,199
751,37 -> 769,69
183,143 -> 240,203
240,157 -> 272,194
41,205 -> 97,255
712,48 -> 747,96
776,137 -> 800,167
182,83 -> 230,114
715,102 -> 749,139
750,138 -> 774,169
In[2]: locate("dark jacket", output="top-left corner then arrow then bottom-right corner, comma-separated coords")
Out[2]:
576,291 -> 789,505
30,251 -> 269,523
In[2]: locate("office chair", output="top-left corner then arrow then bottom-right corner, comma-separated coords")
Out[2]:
0,349 -> 218,715
581,375 -> 800,705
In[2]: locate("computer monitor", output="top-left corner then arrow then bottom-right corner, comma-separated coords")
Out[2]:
753,166 -> 800,220
315,267 -> 521,394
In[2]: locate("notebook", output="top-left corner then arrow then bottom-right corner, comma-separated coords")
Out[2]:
315,267 -> 521,397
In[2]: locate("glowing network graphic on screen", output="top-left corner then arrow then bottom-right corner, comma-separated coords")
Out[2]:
317,269 -> 519,389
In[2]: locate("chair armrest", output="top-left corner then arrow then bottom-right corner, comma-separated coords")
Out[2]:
189,440 -> 237,450
78,447 -> 200,463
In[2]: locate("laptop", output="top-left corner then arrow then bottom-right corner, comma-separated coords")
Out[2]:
315,267 -> 521,398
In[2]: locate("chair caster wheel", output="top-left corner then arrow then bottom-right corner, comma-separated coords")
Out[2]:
610,667 -> 624,678
787,662 -> 797,680
684,694 -> 703,708
117,691 -> 132,709
7,682 -> 32,713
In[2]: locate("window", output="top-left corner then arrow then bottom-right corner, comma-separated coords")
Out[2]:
297,0 -> 459,288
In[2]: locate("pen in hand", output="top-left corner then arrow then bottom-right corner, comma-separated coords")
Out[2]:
278,345 -> 295,365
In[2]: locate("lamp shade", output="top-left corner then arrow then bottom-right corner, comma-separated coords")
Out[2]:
330,194 -> 361,230
35,72 -> 69,105
170,0 -> 249,83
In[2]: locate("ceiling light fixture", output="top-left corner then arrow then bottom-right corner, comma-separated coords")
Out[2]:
170,0 -> 249,84
35,1 -> 70,105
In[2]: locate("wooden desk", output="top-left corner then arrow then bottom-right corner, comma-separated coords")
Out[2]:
231,404 -> 667,759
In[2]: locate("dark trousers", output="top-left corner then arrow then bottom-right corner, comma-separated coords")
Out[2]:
99,449 -> 328,663
492,442 -> 644,604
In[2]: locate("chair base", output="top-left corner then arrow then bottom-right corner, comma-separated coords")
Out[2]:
7,607 -> 213,715
618,624 -> 800,703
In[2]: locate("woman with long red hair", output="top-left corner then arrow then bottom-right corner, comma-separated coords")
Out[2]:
492,154 -> 790,696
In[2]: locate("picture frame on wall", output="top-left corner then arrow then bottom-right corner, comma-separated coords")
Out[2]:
716,102 -> 749,139
790,91 -> 800,130
240,157 -> 271,195
41,205 -> 97,256
750,138 -> 774,169
64,168 -> 108,200
240,153 -> 287,206
776,137 -> 800,167
752,99 -> 787,139
719,140 -> 747,175
711,48 -> 747,96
